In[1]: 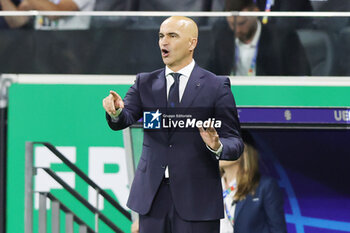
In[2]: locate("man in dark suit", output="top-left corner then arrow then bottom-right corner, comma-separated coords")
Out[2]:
208,0 -> 311,76
103,16 -> 243,233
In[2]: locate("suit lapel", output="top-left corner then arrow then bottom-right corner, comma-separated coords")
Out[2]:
234,198 -> 247,221
180,64 -> 205,109
152,69 -> 167,109
151,69 -> 168,139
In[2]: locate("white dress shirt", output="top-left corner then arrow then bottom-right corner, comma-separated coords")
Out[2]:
164,60 -> 195,177
35,0 -> 96,30
165,59 -> 195,102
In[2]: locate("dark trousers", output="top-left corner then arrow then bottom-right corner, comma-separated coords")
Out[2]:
139,178 -> 220,233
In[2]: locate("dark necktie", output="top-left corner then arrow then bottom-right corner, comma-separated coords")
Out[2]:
167,73 -> 181,108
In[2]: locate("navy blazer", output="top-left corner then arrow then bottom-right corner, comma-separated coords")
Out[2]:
107,64 -> 244,221
233,176 -> 287,233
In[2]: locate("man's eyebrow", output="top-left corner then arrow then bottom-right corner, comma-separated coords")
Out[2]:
168,32 -> 179,36
158,32 -> 179,37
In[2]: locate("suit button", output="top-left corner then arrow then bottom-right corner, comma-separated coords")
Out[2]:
169,144 -> 172,148
161,165 -> 166,168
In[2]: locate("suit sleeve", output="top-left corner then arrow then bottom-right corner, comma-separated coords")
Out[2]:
263,178 -> 288,233
215,76 -> 244,160
106,74 -> 143,131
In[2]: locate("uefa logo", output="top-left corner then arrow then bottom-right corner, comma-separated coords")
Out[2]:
143,109 -> 162,129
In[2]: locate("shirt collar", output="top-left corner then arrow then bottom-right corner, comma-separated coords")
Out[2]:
236,20 -> 262,47
165,59 -> 195,78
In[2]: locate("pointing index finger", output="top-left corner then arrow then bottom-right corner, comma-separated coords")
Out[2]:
110,90 -> 121,100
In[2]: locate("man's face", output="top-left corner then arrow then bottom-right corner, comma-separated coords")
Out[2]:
226,13 -> 258,43
158,18 -> 196,71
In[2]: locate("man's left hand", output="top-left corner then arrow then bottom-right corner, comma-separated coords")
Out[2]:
198,127 -> 221,151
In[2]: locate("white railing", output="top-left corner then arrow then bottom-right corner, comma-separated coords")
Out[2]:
3,74 -> 350,86
0,11 -> 349,17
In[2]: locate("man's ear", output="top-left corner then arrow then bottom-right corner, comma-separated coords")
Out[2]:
189,38 -> 198,51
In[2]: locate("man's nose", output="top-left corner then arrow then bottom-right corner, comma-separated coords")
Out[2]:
160,37 -> 169,45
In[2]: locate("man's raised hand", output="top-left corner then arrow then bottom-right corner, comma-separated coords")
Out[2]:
198,127 -> 221,151
102,90 -> 124,117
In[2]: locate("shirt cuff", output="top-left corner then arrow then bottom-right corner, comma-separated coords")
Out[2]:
110,108 -> 123,122
206,141 -> 223,160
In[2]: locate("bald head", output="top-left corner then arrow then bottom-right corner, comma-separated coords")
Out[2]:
161,16 -> 198,39
158,16 -> 199,71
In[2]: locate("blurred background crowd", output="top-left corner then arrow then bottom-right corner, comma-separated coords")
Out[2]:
0,0 -> 349,76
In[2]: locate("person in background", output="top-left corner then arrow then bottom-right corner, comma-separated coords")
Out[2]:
208,0 -> 310,76
0,0 -> 31,28
219,130 -> 287,233
0,0 -> 28,28
0,0 -> 95,29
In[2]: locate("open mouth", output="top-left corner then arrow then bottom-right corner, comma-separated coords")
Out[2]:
161,49 -> 170,57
